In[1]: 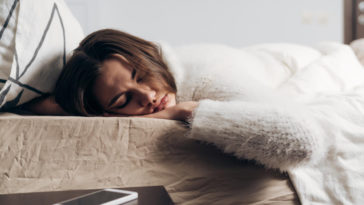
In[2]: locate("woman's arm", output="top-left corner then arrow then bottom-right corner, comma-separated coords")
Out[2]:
103,101 -> 199,121
140,101 -> 199,121
21,95 -> 68,115
188,99 -> 325,171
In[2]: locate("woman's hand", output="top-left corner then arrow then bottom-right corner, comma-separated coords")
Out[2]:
144,101 -> 199,121
103,101 -> 199,121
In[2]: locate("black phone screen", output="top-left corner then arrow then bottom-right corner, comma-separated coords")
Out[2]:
60,190 -> 129,205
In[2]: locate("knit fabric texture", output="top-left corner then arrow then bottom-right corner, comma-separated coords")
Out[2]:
189,99 -> 324,171
161,43 -> 326,171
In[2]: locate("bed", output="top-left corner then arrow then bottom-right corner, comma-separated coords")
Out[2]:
1,0 -> 363,205
0,113 -> 299,204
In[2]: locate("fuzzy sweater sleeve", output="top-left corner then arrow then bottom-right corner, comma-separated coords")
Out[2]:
189,99 -> 325,171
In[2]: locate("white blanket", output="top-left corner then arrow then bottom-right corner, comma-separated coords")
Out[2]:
245,43 -> 364,204
278,43 -> 364,204
171,42 -> 364,204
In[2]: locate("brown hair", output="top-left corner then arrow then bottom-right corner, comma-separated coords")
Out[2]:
54,29 -> 177,116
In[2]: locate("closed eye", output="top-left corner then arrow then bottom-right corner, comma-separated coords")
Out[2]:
131,68 -> 144,83
109,69 -> 136,110
116,93 -> 132,109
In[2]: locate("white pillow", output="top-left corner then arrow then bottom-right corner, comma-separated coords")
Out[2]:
0,0 -> 84,109
0,0 -> 18,90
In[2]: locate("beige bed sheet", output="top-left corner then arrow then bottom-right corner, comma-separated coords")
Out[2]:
0,112 -> 299,204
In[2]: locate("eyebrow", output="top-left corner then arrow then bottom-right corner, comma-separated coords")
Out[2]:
107,68 -> 136,108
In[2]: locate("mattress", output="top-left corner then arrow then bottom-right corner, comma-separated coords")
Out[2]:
0,112 -> 299,204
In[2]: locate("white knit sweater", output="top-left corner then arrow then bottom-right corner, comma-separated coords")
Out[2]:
161,43 -> 325,171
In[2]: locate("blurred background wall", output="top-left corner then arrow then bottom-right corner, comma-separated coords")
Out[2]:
64,0 -> 343,46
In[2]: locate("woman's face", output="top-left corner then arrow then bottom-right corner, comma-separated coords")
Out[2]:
93,54 -> 176,116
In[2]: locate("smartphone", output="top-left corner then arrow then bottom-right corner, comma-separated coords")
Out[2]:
54,188 -> 138,205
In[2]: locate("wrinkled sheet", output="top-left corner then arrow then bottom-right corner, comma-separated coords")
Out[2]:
0,113 -> 298,204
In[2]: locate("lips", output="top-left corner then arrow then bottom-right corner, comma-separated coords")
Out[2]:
154,94 -> 168,113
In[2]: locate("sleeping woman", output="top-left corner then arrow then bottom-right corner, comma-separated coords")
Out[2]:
25,29 -> 325,171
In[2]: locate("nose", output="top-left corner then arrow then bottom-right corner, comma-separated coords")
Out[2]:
135,86 -> 156,107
